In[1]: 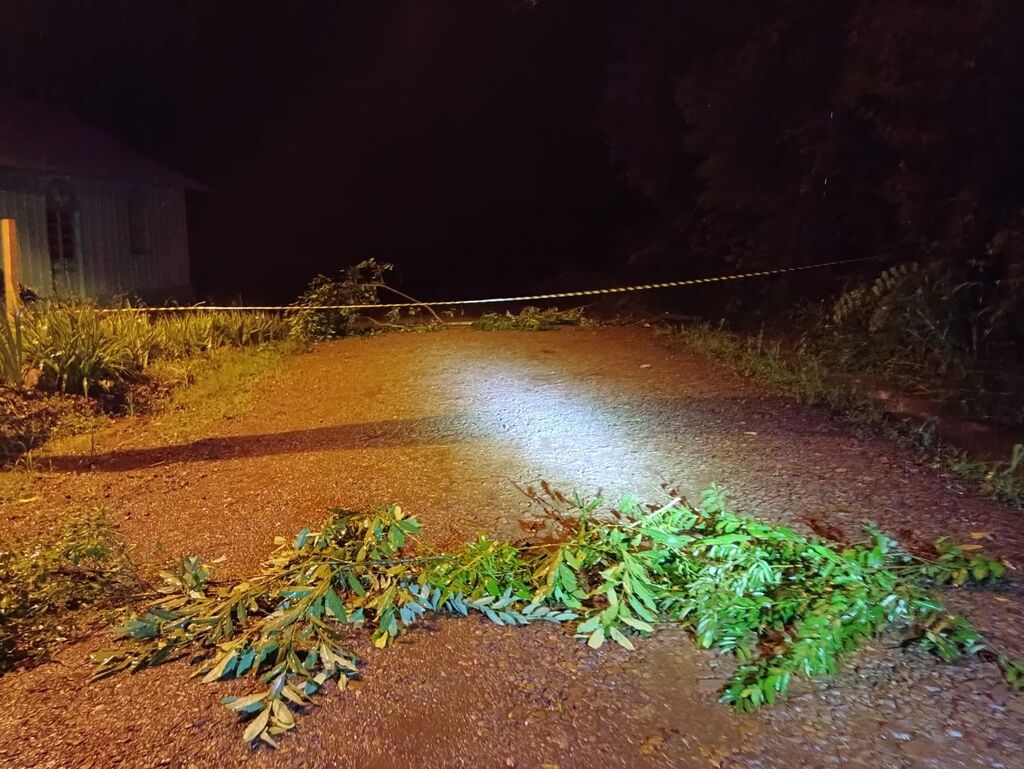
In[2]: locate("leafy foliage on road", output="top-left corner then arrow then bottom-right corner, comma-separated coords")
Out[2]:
474,305 -> 590,331
92,486 -> 1020,747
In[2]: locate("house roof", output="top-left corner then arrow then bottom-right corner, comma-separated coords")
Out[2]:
0,94 -> 205,190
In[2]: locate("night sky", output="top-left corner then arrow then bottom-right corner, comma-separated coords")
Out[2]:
1,1 -> 645,302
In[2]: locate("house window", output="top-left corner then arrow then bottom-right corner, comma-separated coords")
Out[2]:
46,184 -> 78,262
128,193 -> 151,255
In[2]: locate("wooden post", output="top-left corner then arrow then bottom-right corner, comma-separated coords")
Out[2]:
1,219 -> 21,326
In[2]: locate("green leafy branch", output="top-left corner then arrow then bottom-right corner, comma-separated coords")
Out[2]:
92,486 -> 1021,747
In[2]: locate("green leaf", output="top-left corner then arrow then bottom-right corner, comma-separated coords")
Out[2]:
281,685 -> 306,706
619,615 -> 655,633
609,626 -> 635,650
272,699 -> 296,728
627,595 -> 658,622
587,627 -> 606,650
222,692 -> 267,712
243,704 -> 272,744
699,534 -> 750,547
346,572 -> 366,597
325,586 -> 347,622
269,672 -> 287,700
201,651 -> 238,683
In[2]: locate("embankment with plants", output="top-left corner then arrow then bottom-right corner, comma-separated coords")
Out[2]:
1,305 -> 292,461
810,262 -> 1024,426
0,261 -> 403,461
671,260 -> 1024,507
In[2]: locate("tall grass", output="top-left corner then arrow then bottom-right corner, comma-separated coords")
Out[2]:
14,303 -> 289,396
0,315 -> 25,388
22,305 -> 139,395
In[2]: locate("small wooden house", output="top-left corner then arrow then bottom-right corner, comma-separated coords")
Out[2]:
0,95 -> 202,301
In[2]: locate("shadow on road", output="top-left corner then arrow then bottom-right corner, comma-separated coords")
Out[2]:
40,394 -> 836,474
41,414 -> 491,472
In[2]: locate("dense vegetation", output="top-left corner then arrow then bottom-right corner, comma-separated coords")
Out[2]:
810,263 -> 1024,425
0,512 -> 133,673
93,486 -> 1020,748
607,1 -> 1024,285
607,1 -> 1024,405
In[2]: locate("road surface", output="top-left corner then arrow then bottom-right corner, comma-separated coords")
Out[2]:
2,327 -> 1022,768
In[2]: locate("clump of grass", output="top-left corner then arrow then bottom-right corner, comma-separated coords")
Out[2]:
155,312 -> 216,358
0,315 -> 26,388
0,511 -> 134,674
93,486 -> 1020,748
211,311 -> 289,348
674,323 -> 1024,507
474,305 -> 590,331
21,304 -> 140,396
13,304 -> 290,398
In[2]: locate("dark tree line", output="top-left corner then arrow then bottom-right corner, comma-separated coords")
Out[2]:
603,0 -> 1024,300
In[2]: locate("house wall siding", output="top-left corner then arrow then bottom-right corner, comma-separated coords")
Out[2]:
0,169 -> 190,300
0,182 -> 50,293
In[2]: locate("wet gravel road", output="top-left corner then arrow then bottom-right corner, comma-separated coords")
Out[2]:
2,327 -> 1023,769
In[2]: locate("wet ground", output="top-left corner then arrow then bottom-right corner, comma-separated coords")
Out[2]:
1,327 -> 1022,769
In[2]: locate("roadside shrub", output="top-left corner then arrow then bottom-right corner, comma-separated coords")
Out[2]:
811,262 -> 1024,423
822,263 -> 971,385
1,511 -> 133,674
288,259 -> 390,340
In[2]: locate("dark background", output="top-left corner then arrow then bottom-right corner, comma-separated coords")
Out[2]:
4,1 -> 1024,308
1,0 -> 644,302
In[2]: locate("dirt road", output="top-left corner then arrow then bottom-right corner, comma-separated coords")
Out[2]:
2,327 -> 1022,768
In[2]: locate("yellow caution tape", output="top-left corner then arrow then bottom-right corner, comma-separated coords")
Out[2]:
99,255 -> 885,313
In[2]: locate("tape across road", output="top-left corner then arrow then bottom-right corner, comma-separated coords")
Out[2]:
99,255 -> 886,313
